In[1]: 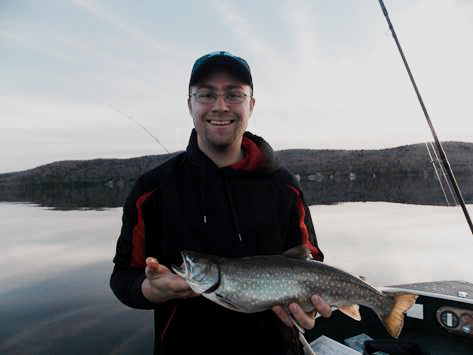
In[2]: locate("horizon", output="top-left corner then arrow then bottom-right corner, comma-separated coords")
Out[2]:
2,139 -> 471,175
2,0 -> 473,173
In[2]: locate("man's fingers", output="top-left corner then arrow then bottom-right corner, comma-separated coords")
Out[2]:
311,294 -> 332,318
146,257 -> 160,272
273,295 -> 332,330
272,306 -> 293,327
145,259 -> 198,298
145,257 -> 172,279
289,303 -> 315,329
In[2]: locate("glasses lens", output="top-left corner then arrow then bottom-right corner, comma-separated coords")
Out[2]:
196,92 -> 215,104
225,92 -> 245,104
193,91 -> 247,104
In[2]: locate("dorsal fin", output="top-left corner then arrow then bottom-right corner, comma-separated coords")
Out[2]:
283,245 -> 312,260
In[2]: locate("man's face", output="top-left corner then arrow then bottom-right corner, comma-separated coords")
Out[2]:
188,70 -> 255,154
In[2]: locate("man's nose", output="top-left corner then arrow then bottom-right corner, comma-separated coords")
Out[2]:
212,95 -> 230,111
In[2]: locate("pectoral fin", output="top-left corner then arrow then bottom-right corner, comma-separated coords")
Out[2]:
338,304 -> 361,321
203,292 -> 244,312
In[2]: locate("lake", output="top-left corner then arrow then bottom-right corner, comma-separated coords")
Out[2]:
1,201 -> 472,354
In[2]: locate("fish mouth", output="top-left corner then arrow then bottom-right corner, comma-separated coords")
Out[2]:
171,261 -> 186,278
173,250 -> 221,294
173,250 -> 202,280
171,251 -> 190,278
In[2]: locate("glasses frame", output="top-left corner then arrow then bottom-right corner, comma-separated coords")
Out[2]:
189,91 -> 252,105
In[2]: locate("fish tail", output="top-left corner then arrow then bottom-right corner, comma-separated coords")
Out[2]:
378,293 -> 417,338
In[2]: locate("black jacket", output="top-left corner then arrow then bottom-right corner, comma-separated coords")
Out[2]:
110,130 -> 323,355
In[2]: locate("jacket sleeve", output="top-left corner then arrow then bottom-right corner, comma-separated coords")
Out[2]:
110,179 -> 156,310
287,183 -> 324,262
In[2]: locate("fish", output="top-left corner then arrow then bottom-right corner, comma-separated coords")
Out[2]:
172,248 -> 417,338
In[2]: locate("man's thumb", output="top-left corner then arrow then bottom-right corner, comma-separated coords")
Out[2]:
146,257 -> 161,273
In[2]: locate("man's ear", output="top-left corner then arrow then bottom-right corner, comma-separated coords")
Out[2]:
188,97 -> 197,125
249,97 -> 255,116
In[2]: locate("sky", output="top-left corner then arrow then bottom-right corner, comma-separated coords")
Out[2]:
1,0 -> 473,173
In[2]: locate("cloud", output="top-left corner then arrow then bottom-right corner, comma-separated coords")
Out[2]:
1,0 -> 472,173
453,0 -> 473,8
281,0 -> 320,72
72,0 -> 178,56
0,23 -> 87,63
210,0 -> 276,58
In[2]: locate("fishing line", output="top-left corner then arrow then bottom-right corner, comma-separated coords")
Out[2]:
110,105 -> 170,153
424,142 -> 455,206
429,142 -> 457,205
377,0 -> 473,235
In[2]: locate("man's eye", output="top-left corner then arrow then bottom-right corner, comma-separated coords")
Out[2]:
198,93 -> 214,99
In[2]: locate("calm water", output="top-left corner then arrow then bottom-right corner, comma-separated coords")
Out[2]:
1,202 -> 472,354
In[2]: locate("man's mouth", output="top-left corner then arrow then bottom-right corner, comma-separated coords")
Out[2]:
207,120 -> 235,126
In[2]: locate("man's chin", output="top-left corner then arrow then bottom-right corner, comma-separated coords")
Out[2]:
208,140 -> 233,152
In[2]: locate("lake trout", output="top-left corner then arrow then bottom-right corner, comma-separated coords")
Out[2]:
172,249 -> 417,338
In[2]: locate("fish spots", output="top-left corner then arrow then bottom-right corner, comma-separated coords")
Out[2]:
178,252 -> 414,337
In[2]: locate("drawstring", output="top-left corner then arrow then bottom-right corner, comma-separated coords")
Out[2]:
223,174 -> 245,245
199,162 -> 209,225
197,156 -> 244,246
193,146 -> 247,250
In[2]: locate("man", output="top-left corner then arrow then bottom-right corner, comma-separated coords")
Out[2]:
110,51 -> 331,355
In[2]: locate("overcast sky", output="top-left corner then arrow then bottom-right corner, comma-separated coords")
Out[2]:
1,0 -> 472,173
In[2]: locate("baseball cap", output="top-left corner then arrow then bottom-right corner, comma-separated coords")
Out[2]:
189,51 -> 253,90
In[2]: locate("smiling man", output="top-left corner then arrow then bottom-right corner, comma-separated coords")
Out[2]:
188,53 -> 255,167
110,51 -> 330,355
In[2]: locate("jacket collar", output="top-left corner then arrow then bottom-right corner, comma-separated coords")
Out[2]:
185,129 -> 279,174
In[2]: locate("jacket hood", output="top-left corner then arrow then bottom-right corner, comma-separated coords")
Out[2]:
186,129 -> 280,176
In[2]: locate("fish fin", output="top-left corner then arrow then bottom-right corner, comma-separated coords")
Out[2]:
211,293 -> 243,312
338,304 -> 361,321
380,293 -> 418,338
283,245 -> 312,260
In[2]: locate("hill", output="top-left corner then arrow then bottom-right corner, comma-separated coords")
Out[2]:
0,142 -> 472,209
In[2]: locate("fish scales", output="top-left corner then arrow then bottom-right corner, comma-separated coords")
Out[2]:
216,255 -> 393,314
172,250 -> 417,338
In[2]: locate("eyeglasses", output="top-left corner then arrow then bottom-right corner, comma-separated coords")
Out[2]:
190,91 -> 251,105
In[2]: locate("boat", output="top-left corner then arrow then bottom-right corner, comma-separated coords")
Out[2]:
305,280 -> 473,354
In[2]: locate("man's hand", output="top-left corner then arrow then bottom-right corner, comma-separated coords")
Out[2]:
272,295 -> 332,329
142,257 -> 198,304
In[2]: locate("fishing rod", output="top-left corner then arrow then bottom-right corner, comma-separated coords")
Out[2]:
424,142 -> 455,206
110,105 -> 170,154
377,0 -> 473,235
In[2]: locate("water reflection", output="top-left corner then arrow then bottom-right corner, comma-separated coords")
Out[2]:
0,185 -> 129,210
1,173 -> 470,210
1,202 -> 472,354
0,261 -> 153,355
311,203 -> 473,286
0,204 -> 153,354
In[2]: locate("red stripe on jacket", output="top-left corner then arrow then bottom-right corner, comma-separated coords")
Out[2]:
130,191 -> 153,267
230,136 -> 265,171
288,185 -> 322,260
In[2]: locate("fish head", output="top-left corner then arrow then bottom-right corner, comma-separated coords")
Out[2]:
172,250 -> 221,294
